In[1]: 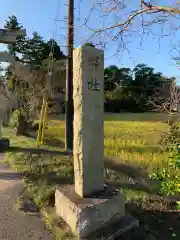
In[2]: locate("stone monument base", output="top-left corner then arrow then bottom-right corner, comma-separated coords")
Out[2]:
55,185 -> 138,239
0,138 -> 10,152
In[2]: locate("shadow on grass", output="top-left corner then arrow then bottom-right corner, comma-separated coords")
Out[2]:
121,200 -> 180,240
43,137 -> 65,148
0,172 -> 24,180
6,151 -> 74,206
19,199 -> 40,216
23,171 -> 74,206
7,146 -> 72,156
105,160 -> 150,187
22,131 -> 65,149
25,171 -> 74,185
119,145 -> 164,154
107,181 -> 152,194
0,165 -> 73,186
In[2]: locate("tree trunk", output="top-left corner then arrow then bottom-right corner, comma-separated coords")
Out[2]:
16,114 -> 28,135
3,109 -> 11,127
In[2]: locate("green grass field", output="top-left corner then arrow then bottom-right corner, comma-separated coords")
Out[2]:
3,112 -> 171,201
48,112 -> 169,172
3,112 -> 180,239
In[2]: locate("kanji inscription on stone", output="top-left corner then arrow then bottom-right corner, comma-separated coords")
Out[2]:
88,78 -> 100,92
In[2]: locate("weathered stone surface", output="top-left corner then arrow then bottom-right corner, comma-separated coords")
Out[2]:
73,46 -> 104,197
55,185 -> 126,238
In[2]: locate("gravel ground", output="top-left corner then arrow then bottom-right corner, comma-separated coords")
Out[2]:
0,160 -> 55,240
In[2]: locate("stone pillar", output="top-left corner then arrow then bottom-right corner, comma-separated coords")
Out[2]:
55,45 -> 138,238
73,45 -> 104,197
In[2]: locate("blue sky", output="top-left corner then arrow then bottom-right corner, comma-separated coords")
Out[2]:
0,0 -> 179,79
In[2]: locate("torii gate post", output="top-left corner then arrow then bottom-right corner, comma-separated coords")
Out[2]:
0,29 -> 26,152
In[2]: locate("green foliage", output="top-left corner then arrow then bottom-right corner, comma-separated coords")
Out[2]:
173,145 -> 180,168
6,78 -> 14,91
176,201 -> 180,210
167,123 -> 180,145
4,15 -> 66,67
104,65 -> 132,91
22,32 -> 45,68
150,122 -> 180,196
160,178 -> 180,196
4,15 -> 26,59
104,63 -> 175,113
4,15 -> 22,30
84,42 -> 95,47
44,39 -> 66,60
10,109 -> 21,128
22,33 -> 65,68
104,89 -> 138,112
4,15 -> 66,134
150,167 -> 180,195
10,108 -> 34,135
169,143 -> 180,173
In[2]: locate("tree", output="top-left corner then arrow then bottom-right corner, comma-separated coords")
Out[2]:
21,32 -> 45,68
10,59 -> 66,135
149,78 -> 180,150
104,63 -> 176,113
4,15 -> 27,132
104,65 -> 132,91
4,15 -> 27,90
127,64 -> 167,110
104,65 -> 135,113
5,15 -> 66,68
43,39 -> 66,61
4,15 -> 26,60
84,42 -> 95,47
4,15 -> 66,135
149,78 -> 180,121
22,33 -> 66,69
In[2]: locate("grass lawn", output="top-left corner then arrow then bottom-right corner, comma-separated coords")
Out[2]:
3,112 -> 180,239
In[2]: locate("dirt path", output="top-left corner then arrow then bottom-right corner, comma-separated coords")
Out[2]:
0,154 -> 55,240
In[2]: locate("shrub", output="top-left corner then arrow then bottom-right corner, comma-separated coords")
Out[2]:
10,109 -> 35,135
167,122 -> 180,145
150,166 -> 180,196
104,90 -> 141,113
150,122 -> 180,196
10,109 -> 21,128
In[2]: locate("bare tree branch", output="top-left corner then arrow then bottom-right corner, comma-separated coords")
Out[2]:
81,0 -> 180,57
149,79 -> 180,123
89,1 -> 180,38
10,60 -> 66,119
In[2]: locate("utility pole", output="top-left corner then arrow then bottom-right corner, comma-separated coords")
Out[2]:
65,0 -> 74,151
